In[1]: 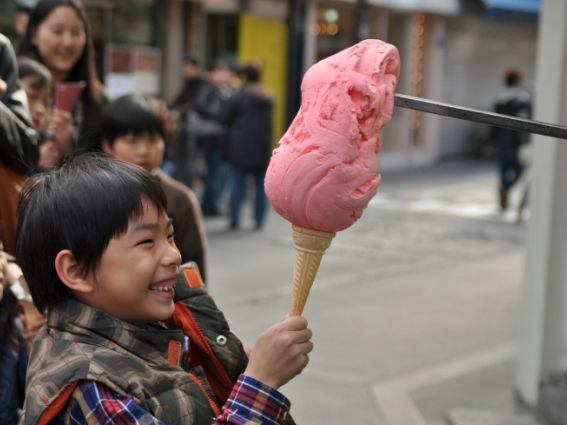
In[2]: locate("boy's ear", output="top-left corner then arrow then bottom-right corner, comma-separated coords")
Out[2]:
54,249 -> 94,294
101,139 -> 113,154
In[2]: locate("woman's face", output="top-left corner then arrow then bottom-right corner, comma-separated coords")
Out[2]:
31,6 -> 86,81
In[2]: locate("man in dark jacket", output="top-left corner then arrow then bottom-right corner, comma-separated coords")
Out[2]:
492,68 -> 531,211
222,63 -> 273,229
170,55 -> 227,191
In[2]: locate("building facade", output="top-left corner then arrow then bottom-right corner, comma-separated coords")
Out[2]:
0,0 -> 539,170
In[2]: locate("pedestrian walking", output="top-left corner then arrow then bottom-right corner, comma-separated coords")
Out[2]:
197,60 -> 233,216
222,62 -> 274,229
169,55 -> 222,189
491,67 -> 532,211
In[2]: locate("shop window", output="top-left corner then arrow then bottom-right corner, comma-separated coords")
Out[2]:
111,3 -> 158,46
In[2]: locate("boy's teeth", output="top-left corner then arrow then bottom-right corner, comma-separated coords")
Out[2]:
151,286 -> 173,292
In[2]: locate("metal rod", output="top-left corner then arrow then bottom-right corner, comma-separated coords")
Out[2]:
394,93 -> 567,140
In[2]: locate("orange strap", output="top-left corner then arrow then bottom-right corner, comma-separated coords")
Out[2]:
183,268 -> 204,288
37,382 -> 78,425
169,302 -> 235,405
188,372 -> 221,417
168,340 -> 183,366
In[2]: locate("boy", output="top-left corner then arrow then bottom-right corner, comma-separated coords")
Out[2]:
15,153 -> 312,424
100,94 -> 208,282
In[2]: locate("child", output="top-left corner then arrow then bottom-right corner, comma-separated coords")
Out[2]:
17,56 -> 73,170
100,94 -> 208,282
15,153 -> 312,425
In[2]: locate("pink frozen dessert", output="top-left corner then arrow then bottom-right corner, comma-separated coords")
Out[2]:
265,39 -> 400,232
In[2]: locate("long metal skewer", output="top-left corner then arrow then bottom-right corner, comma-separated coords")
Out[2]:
394,93 -> 567,140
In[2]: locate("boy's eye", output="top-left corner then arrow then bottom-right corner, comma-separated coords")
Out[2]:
137,239 -> 154,246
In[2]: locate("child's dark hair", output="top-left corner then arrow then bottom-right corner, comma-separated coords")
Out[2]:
14,152 -> 168,312
17,56 -> 52,91
101,94 -> 166,144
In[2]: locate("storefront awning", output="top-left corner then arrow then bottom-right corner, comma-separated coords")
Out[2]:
482,0 -> 540,15
363,0 -> 459,16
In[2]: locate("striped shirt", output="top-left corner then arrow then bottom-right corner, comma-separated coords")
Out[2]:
53,374 -> 290,425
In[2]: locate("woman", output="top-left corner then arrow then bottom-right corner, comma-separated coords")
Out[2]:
19,0 -> 108,150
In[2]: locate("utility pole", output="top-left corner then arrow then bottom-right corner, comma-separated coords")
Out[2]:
286,0 -> 305,126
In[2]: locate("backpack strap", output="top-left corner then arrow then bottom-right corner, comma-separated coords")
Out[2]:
36,382 -> 78,425
168,269 -> 235,405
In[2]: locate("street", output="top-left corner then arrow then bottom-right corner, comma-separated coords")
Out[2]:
203,159 -> 539,425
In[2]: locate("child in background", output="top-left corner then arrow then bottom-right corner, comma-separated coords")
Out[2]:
17,56 -> 73,169
100,94 -> 208,282
15,153 -> 312,424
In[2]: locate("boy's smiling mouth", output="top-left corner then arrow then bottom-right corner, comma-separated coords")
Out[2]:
149,277 -> 177,297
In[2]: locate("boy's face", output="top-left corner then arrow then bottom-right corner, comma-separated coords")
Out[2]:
103,132 -> 164,172
20,75 -> 52,130
80,198 -> 181,326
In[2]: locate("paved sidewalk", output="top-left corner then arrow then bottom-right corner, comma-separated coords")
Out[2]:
204,159 -> 543,425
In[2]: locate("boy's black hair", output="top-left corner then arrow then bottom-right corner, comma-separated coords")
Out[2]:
17,56 -> 52,91
14,152 -> 168,312
100,94 -> 166,145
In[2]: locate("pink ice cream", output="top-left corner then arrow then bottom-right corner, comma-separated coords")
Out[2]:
264,39 -> 400,232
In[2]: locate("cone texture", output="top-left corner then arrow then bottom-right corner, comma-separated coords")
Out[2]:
290,225 -> 335,315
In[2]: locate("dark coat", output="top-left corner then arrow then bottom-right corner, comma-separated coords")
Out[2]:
0,33 -> 38,174
221,82 -> 273,171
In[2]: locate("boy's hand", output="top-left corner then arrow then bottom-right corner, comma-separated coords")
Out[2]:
243,315 -> 313,389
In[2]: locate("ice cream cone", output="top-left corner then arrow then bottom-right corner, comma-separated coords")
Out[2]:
290,225 -> 335,315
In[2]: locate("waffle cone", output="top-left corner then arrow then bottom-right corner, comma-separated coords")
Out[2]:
290,225 -> 335,315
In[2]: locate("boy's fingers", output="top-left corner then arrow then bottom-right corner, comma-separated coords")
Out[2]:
297,340 -> 314,355
293,327 -> 312,343
282,315 -> 308,330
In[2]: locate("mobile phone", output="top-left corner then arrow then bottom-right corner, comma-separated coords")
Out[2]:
55,81 -> 86,112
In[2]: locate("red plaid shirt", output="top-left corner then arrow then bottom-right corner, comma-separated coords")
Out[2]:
52,374 -> 289,425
